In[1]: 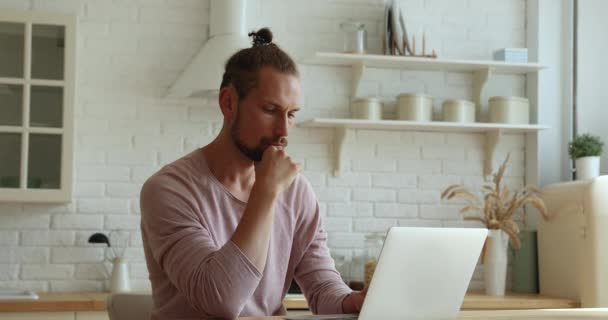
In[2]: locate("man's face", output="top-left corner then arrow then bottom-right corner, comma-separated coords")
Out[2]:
230,67 -> 301,162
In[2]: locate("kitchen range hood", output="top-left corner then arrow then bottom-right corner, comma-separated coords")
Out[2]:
166,0 -> 250,98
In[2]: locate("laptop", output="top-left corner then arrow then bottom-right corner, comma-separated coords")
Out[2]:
285,227 -> 488,320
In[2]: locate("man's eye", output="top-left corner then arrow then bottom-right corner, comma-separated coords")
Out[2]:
288,113 -> 296,119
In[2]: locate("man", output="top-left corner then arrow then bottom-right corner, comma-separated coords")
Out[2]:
140,28 -> 366,319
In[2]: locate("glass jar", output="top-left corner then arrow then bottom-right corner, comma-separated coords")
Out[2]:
340,22 -> 366,54
332,253 -> 352,285
363,233 -> 385,288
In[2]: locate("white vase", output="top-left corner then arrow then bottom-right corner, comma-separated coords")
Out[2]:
485,229 -> 509,296
575,156 -> 600,180
110,257 -> 131,293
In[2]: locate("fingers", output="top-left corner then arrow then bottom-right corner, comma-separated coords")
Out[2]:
282,153 -> 302,172
271,146 -> 286,157
295,162 -> 303,172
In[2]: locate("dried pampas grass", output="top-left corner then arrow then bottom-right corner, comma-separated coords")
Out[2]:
441,153 -> 551,249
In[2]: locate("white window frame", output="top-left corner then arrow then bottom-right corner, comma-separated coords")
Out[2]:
0,10 -> 76,203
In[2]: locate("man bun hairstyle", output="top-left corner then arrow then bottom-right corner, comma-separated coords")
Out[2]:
220,28 -> 298,99
249,28 -> 273,47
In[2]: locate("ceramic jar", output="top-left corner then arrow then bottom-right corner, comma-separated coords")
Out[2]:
488,96 -> 529,124
442,99 -> 475,123
351,97 -> 382,120
396,93 -> 433,121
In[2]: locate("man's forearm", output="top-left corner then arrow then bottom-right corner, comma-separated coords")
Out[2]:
231,182 -> 278,272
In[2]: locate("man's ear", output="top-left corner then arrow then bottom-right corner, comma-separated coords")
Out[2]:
219,86 -> 238,122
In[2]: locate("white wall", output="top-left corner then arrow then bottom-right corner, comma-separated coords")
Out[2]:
577,0 -> 608,174
527,0 -> 574,190
0,0 -> 530,292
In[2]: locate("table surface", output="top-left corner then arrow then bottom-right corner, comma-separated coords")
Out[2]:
0,291 -> 580,313
283,292 -> 580,310
240,308 -> 608,319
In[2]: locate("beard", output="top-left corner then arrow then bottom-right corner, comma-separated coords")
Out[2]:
230,105 -> 288,162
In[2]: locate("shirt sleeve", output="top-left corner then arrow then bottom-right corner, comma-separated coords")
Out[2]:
292,178 -> 352,314
140,173 -> 262,319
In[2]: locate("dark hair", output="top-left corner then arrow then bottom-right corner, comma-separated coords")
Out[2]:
220,28 -> 299,99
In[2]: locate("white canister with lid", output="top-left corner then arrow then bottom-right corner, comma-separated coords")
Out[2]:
351,97 -> 382,120
488,96 -> 530,124
396,93 -> 433,121
442,99 -> 475,123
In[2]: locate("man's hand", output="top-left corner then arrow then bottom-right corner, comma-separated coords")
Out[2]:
232,146 -> 301,273
342,287 -> 368,314
255,146 -> 302,195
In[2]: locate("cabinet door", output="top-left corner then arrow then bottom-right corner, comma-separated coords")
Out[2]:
0,313 -> 74,320
75,311 -> 110,320
0,10 -> 75,202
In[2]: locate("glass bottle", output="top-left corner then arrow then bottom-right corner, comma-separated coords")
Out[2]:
363,233 -> 385,288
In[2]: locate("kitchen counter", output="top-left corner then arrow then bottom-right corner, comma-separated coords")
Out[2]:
242,308 -> 608,319
0,292 -> 580,313
0,292 -> 107,312
283,292 -> 580,310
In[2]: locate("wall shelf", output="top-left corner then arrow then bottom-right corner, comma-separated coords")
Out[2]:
305,52 -> 546,74
298,118 -> 549,177
303,52 -> 547,107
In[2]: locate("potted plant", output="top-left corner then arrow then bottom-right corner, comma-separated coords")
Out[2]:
440,153 -> 551,296
569,133 -> 604,180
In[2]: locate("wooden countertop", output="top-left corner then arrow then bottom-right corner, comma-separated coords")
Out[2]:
242,309 -> 608,319
0,292 -> 580,313
0,292 -> 108,312
283,292 -> 580,310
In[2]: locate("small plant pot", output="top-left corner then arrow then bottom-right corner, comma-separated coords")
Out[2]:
575,156 -> 600,180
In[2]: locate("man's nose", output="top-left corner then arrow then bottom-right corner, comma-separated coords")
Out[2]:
274,114 -> 289,137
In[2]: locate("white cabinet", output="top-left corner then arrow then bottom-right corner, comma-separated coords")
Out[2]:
0,312 -> 108,320
0,10 -> 76,203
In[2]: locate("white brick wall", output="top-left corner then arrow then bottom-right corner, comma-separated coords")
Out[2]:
0,264 -> 19,281
52,214 -> 104,230
20,231 -> 75,246
0,0 -> 527,291
0,231 -> 18,246
51,248 -> 105,264
21,265 -> 74,280
0,212 -> 51,229
0,248 -> 49,264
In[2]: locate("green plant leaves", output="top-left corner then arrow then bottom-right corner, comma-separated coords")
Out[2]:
569,133 -> 604,159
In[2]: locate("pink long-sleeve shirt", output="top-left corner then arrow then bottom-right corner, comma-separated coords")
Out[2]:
140,149 -> 352,319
